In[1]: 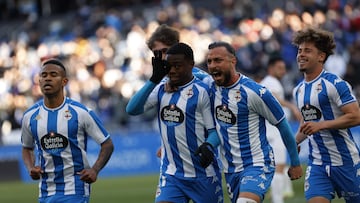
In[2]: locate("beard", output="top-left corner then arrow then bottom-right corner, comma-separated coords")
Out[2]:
299,67 -> 306,73
214,71 -> 232,87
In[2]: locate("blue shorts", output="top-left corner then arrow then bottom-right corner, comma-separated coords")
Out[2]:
39,194 -> 89,203
304,163 -> 360,202
155,173 -> 223,203
224,165 -> 274,203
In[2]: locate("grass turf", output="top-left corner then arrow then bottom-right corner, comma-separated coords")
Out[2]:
0,172 -> 344,203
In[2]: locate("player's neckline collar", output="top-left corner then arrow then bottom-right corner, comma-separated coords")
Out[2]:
43,97 -> 67,111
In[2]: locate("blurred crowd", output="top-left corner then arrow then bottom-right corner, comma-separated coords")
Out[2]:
1,0 -> 360,144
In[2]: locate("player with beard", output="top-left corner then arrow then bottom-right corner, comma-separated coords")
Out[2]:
197,41 -> 303,203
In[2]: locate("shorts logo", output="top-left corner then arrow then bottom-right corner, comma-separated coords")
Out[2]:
215,105 -> 236,126
304,180 -> 309,192
155,186 -> 161,198
40,132 -> 69,154
258,182 -> 265,190
301,104 -> 322,121
160,104 -> 184,126
259,173 -> 267,180
305,166 -> 311,180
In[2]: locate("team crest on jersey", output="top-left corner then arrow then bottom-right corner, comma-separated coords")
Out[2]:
35,114 -> 41,120
185,88 -> 193,98
234,90 -> 241,102
215,105 -> 236,126
316,83 -> 322,92
64,110 -> 72,120
301,104 -> 322,121
40,132 -> 69,154
160,104 -> 184,126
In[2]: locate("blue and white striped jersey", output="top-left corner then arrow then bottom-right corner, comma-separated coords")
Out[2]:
211,75 -> 284,173
145,77 -> 219,178
293,70 -> 360,166
21,97 -> 110,197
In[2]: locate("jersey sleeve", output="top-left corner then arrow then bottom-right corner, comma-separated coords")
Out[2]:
199,87 -> 216,130
249,86 -> 285,126
84,110 -> 111,144
21,113 -> 35,148
333,79 -> 357,107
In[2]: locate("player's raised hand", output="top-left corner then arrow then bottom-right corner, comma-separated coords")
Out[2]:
195,142 -> 214,168
150,50 -> 171,84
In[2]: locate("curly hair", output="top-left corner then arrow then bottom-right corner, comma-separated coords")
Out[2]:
292,27 -> 336,63
146,24 -> 179,50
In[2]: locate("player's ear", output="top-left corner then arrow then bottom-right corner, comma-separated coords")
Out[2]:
62,77 -> 69,86
318,51 -> 326,63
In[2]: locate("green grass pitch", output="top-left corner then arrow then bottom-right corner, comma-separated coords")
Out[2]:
0,171 -> 343,203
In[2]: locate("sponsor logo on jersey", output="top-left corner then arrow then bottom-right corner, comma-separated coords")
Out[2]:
215,105 -> 236,126
40,132 -> 69,154
301,104 -> 322,121
160,104 -> 184,126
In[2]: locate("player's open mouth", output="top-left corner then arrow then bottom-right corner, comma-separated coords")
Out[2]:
210,71 -> 221,77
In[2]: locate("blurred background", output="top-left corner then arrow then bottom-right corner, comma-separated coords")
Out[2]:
0,0 -> 360,201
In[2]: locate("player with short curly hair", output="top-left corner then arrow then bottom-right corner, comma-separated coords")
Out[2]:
293,27 -> 360,203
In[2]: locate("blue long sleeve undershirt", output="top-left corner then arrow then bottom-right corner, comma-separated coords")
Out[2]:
276,118 -> 300,166
126,80 -> 157,115
206,129 -> 221,148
